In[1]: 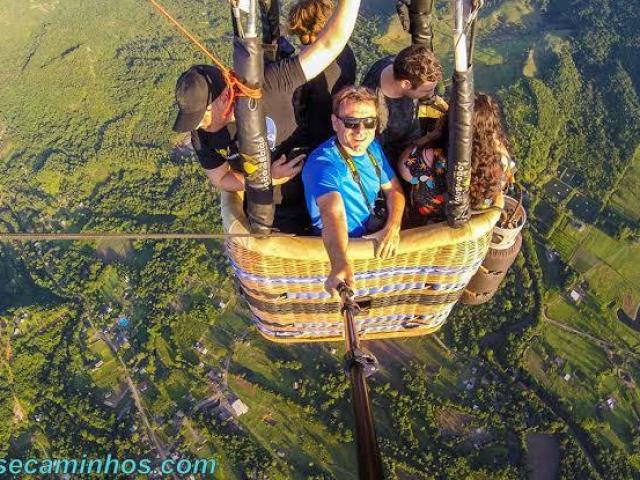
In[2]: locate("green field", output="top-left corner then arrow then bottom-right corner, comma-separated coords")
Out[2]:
547,296 -> 639,351
610,147 -> 640,222
529,325 -> 640,447
88,337 -> 123,390
375,0 -> 572,93
2,0 -> 639,476
230,375 -> 358,479
546,212 -> 640,310
576,228 -> 640,307
161,369 -> 191,403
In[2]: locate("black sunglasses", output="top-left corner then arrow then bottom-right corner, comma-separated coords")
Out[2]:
338,116 -> 377,130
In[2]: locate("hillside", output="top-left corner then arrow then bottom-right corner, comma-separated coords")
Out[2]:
1,0 -> 639,478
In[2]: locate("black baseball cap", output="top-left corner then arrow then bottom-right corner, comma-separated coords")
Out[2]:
172,65 -> 226,132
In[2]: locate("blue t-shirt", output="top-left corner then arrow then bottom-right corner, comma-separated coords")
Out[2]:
302,137 -> 395,237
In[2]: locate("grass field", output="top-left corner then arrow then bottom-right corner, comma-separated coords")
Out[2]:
574,227 -> 640,307
546,211 -> 640,312
88,337 -> 123,390
154,335 -> 175,367
542,316 -> 610,379
207,307 -> 250,354
610,147 -> 640,223
161,369 -> 191,403
548,217 -> 588,261
547,295 -> 640,353
18,305 -> 70,336
529,326 -> 640,446
478,0 -> 541,31
374,0 -> 572,93
233,340 -> 299,394
230,375 -> 358,479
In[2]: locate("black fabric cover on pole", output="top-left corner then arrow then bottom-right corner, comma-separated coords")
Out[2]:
409,0 -> 434,49
446,68 -> 474,227
259,0 -> 280,44
233,37 -> 274,233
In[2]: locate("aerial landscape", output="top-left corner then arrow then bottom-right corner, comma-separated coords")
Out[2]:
0,0 -> 639,478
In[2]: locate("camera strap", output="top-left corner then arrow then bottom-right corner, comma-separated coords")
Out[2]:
335,141 -> 383,217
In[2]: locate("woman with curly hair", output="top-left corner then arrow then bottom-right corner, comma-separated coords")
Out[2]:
288,0 -> 357,149
398,93 -> 514,226
288,0 -> 333,45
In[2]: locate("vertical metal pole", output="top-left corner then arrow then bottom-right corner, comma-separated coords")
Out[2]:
339,285 -> 384,480
233,0 -> 274,233
246,0 -> 258,37
446,0 -> 474,227
453,0 -> 468,73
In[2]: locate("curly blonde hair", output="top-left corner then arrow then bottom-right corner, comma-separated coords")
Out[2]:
470,94 -> 509,208
288,0 -> 333,45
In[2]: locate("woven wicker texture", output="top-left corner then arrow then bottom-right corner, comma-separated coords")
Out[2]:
221,190 -> 502,342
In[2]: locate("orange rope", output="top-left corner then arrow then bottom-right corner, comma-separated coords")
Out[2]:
146,0 -> 262,115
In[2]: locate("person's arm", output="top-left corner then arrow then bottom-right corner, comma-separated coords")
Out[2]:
317,191 -> 354,295
397,146 -> 416,182
193,132 -> 244,190
204,154 -> 305,191
298,0 -> 361,80
205,162 -> 245,191
366,177 -> 405,258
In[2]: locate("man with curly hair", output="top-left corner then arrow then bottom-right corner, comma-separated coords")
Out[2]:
362,44 -> 443,162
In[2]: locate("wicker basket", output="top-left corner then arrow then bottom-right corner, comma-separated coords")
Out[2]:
222,191 -> 503,343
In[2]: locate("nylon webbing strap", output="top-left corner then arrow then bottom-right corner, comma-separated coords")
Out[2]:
335,142 -> 382,217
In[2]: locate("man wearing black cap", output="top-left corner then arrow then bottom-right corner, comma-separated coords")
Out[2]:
173,0 -> 361,232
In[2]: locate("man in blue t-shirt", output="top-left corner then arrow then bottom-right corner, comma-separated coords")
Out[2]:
302,86 -> 406,295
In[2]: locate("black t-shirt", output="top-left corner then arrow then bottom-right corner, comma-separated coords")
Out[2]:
361,56 -> 421,162
191,122 -> 241,170
293,45 -> 357,149
191,56 -> 309,233
191,55 -> 307,171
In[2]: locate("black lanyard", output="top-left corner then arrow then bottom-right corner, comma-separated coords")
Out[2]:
335,141 -> 382,216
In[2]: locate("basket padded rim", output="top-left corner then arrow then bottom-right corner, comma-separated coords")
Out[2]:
221,191 -> 503,261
